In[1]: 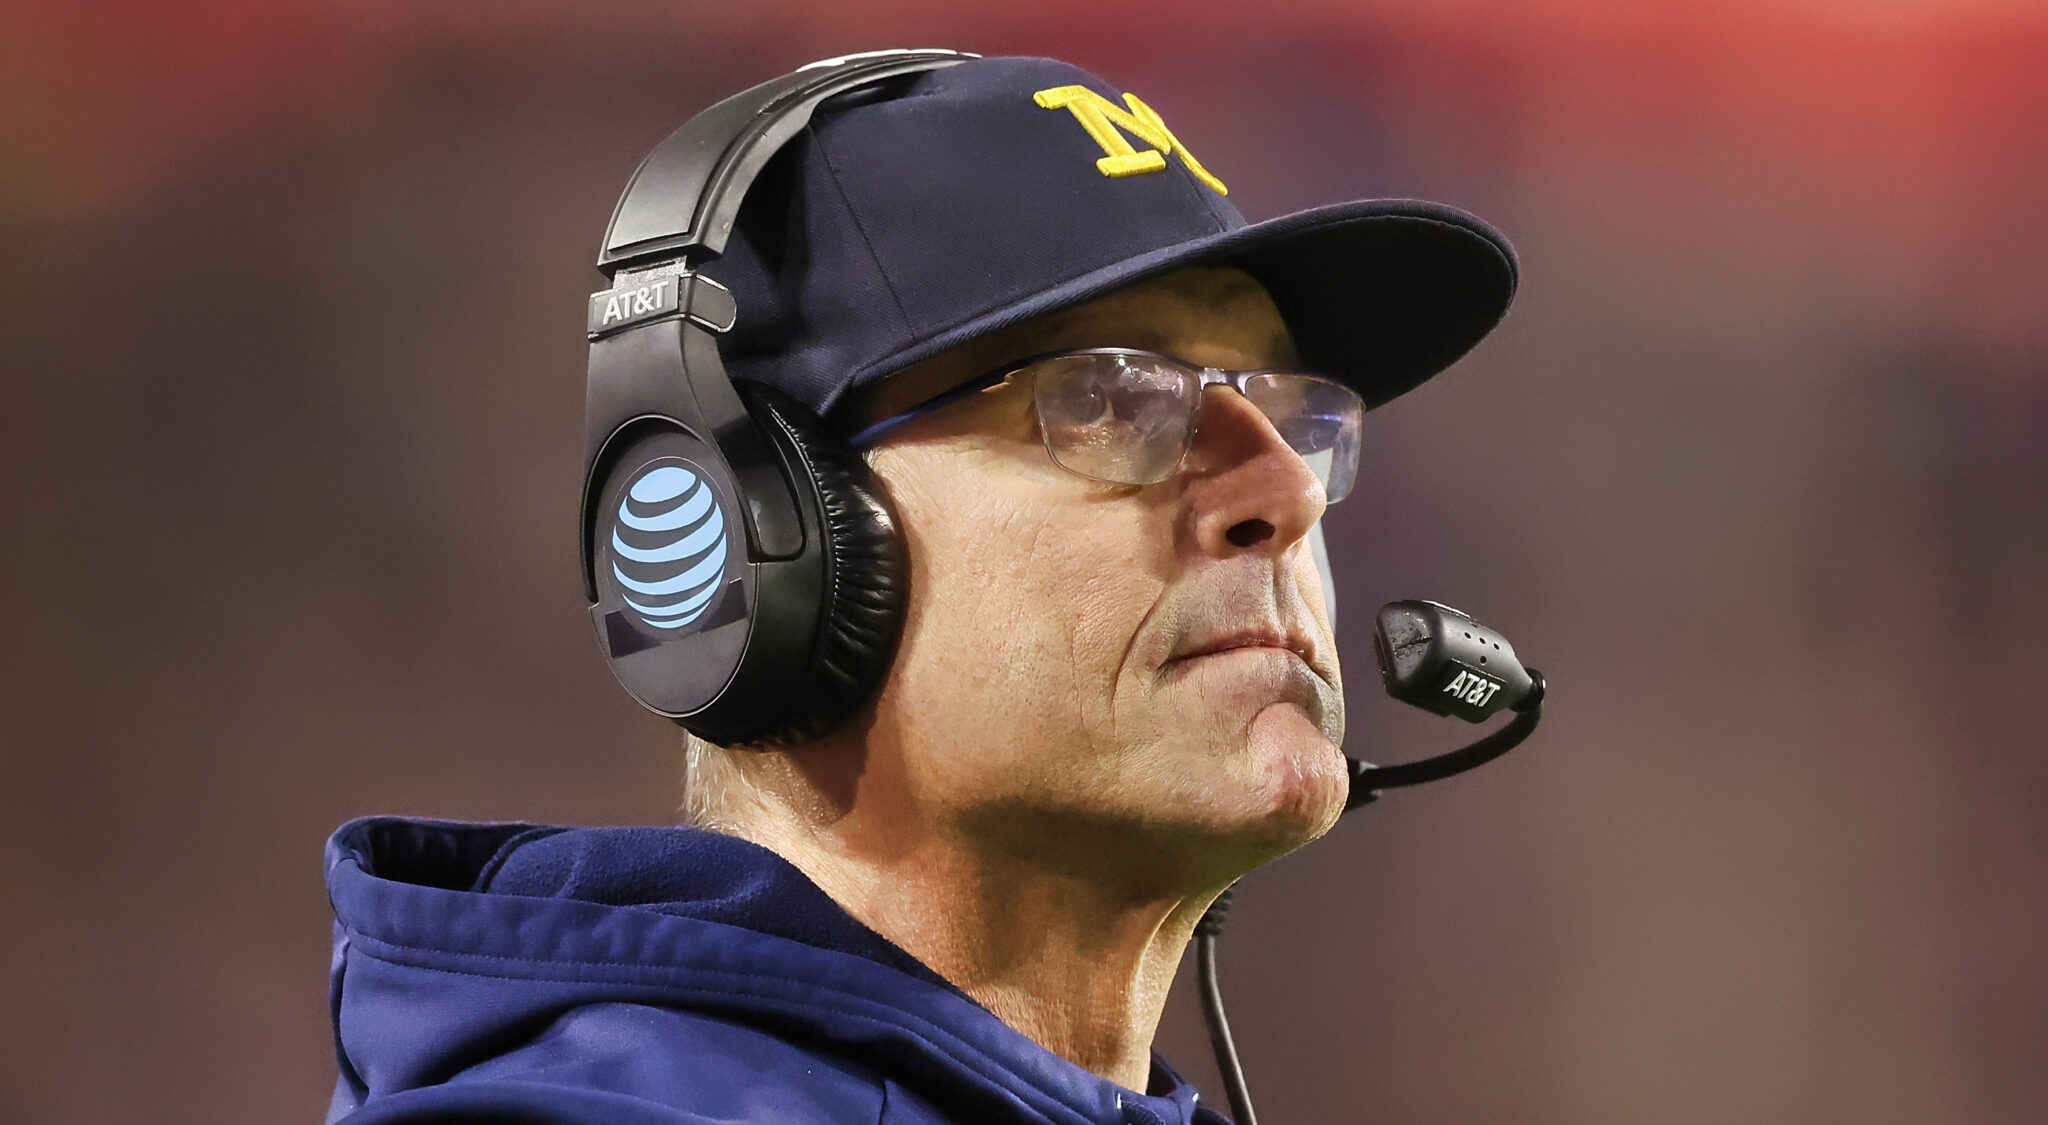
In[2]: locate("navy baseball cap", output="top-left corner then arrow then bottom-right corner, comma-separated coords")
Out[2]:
702,55 -> 1517,417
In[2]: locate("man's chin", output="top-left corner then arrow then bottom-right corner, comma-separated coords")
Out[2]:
1227,702 -> 1350,847
1134,704 -> 1350,877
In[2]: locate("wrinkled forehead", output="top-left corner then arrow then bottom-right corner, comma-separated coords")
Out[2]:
1037,269 -> 1299,363
841,266 -> 1299,431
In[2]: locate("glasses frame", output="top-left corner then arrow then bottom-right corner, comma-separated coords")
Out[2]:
845,347 -> 1363,501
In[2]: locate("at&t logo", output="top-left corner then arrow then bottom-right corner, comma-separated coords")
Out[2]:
610,463 -> 729,631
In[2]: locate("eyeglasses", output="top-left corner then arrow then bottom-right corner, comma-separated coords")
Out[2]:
846,348 -> 1365,503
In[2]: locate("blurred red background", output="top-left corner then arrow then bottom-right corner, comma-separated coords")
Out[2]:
3,2 -> 2045,1122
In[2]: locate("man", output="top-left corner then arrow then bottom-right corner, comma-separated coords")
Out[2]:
324,53 -> 1514,1125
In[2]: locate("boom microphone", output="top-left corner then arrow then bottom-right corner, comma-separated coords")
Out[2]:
1345,599 -> 1547,809
1197,598 -> 1548,1125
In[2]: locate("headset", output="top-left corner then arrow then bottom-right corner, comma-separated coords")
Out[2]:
584,49 -> 1548,1125
581,50 -> 982,747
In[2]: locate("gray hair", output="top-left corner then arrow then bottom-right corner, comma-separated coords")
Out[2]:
681,732 -> 752,831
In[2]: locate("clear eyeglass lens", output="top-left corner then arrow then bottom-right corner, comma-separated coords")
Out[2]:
1032,353 -> 1198,485
1243,372 -> 1363,503
1028,353 -> 1364,503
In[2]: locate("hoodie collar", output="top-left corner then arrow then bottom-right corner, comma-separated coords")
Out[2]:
327,817 -> 1220,1125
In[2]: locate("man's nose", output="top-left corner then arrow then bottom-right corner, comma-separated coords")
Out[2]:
1181,385 -> 1328,556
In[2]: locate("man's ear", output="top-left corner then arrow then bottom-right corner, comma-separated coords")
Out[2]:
1307,521 -> 1337,625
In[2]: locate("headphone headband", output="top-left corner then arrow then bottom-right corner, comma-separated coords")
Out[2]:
600,49 -> 977,272
582,50 -> 970,598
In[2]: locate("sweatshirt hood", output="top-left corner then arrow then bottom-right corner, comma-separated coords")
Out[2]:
325,817 -> 1221,1125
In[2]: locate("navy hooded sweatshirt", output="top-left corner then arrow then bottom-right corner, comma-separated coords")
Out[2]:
325,817 -> 1229,1125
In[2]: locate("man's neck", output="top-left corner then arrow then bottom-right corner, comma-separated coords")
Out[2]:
723,776 -> 1216,1091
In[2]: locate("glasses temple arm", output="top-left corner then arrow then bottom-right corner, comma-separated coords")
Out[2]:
843,368 -> 1012,448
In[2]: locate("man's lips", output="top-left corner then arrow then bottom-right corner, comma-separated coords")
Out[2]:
1157,625 -> 1341,739
1165,629 -> 1317,667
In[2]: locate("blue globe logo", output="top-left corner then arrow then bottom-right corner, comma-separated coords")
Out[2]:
610,463 -> 729,631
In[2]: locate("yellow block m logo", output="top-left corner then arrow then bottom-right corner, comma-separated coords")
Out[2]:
1032,85 -> 1228,197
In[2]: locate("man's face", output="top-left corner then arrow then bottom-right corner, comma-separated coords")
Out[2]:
852,266 -> 1349,892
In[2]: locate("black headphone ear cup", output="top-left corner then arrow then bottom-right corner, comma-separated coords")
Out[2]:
738,386 -> 906,747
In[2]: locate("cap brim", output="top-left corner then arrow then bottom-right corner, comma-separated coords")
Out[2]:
841,198 -> 1517,411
